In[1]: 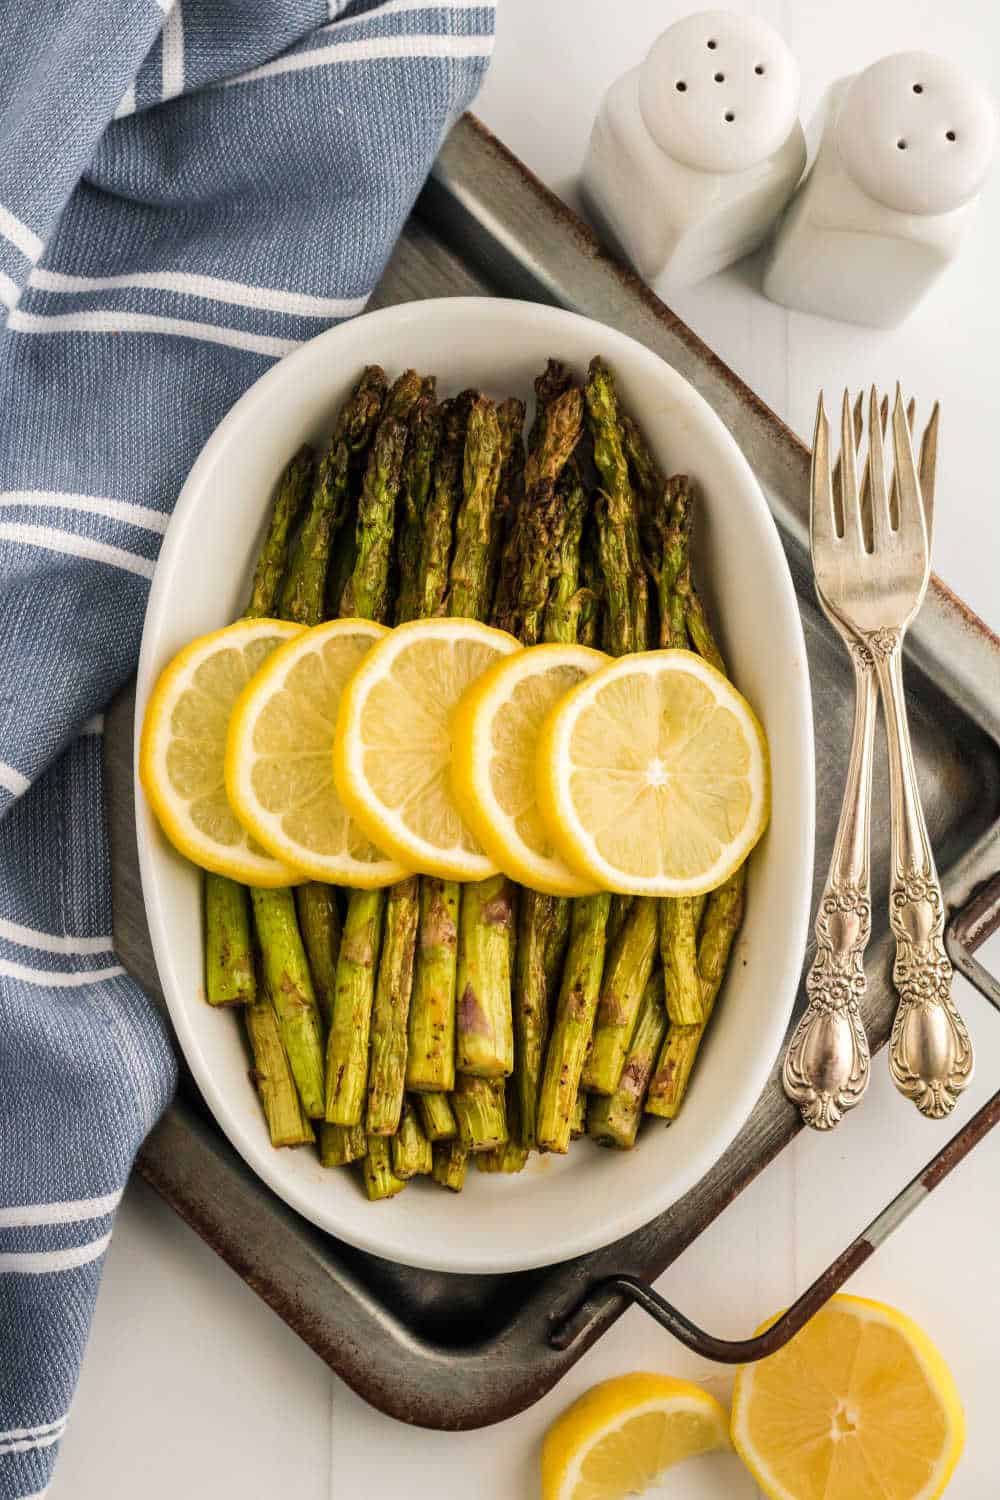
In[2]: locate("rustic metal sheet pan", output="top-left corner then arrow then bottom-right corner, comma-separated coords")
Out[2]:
104,113 -> 1000,1430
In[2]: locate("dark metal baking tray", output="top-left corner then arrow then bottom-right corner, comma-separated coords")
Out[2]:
104,113 -> 1000,1430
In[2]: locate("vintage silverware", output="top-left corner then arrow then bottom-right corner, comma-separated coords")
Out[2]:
784,393 -> 942,1129
815,387 -> 973,1118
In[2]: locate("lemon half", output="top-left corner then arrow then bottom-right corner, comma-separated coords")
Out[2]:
731,1294 -> 965,1500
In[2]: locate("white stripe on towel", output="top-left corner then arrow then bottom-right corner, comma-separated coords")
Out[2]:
0,1190 -> 122,1229
0,918 -> 113,957
0,203 -> 42,263
6,306 -> 299,357
0,271 -> 19,309
0,490 -> 168,535
114,83 -> 136,119
0,1231 -> 112,1274
161,3 -> 184,100
0,523 -> 157,580
0,761 -> 30,795
0,957 -> 126,987
0,1418 -> 65,1446
227,33 -> 495,87
0,1428 -> 65,1459
334,0 -> 496,17
31,267 -> 368,321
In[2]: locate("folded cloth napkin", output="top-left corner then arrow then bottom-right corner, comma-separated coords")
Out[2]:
0,4 -> 494,1494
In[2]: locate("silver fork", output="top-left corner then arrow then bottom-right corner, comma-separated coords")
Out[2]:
783,393 -> 877,1129
816,388 -> 972,1119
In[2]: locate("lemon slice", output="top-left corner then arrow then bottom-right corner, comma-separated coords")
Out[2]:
225,619 -> 409,888
139,619 -> 303,886
542,1372 -> 729,1500
451,643 -> 608,896
334,617 -> 521,880
536,649 -> 770,896
731,1294 -> 965,1500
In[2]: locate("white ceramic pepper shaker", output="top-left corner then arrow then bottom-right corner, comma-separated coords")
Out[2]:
582,10 -> 806,293
763,52 -> 997,328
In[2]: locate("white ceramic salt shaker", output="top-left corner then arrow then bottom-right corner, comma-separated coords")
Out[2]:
763,52 -> 997,328
582,11 -> 806,293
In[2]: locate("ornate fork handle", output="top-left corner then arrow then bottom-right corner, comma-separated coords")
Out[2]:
868,631 -> 974,1117
783,636 -> 874,1129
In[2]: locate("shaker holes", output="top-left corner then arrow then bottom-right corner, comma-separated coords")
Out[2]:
714,73 -> 725,83
724,112 -> 736,123
913,83 -> 924,94
755,64 -> 766,75
707,38 -> 717,49
675,80 -> 687,92
897,139 -> 907,150
946,130 -> 957,141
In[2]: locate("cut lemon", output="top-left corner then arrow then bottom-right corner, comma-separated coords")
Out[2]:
334,617 -> 521,880
731,1294 -> 965,1500
139,619 -> 303,886
451,643 -> 608,896
225,619 -> 408,888
542,1372 -> 729,1500
536,649 -> 770,896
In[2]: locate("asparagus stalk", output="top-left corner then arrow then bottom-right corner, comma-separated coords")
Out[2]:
247,972 -> 316,1147
417,1091 -> 458,1142
279,366 -> 386,625
646,867 -> 746,1119
584,358 -> 642,657
245,447 -> 314,619
431,1139 -> 468,1192
536,892 -> 612,1153
448,396 -> 503,617
452,1075 -> 508,1152
582,895 -> 659,1094
366,877 -> 420,1136
415,392 -> 476,619
570,1090 -> 588,1139
655,478 -> 705,1027
455,874 -> 516,1077
325,889 -> 384,1125
485,397 -> 526,611
362,1135 -> 407,1200
526,359 -> 573,454
294,885 -> 340,1033
451,399 -> 518,1081
589,973 -> 668,1148
391,1099 -> 434,1178
406,877 -> 460,1093
326,381 -> 421,1124
319,1122 -> 367,1167
250,888 -> 325,1118
395,383 -> 439,626
205,874 -> 255,1005
511,889 -> 559,1150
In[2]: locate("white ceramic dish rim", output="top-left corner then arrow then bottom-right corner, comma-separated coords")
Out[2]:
135,296 -> 814,1274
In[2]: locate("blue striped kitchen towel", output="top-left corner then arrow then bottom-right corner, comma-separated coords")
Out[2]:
0,4 -> 494,1494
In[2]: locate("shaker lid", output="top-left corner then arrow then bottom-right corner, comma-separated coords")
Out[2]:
836,52 -> 996,215
638,10 -> 801,175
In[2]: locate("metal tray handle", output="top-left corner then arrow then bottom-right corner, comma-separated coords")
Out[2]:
549,873 -> 1000,1360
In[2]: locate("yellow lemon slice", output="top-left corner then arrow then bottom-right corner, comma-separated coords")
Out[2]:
542,1371 -> 730,1500
139,619 -> 303,886
450,643 -> 608,896
334,617 -> 521,880
225,619 -> 409,888
536,649 -> 770,896
731,1294 -> 966,1500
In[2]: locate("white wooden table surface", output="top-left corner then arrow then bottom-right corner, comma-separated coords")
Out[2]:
52,3 -> 1000,1496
